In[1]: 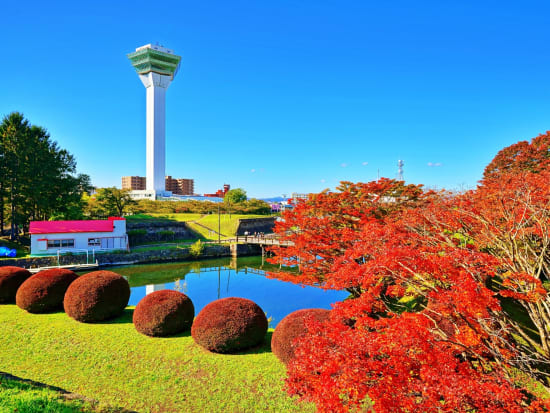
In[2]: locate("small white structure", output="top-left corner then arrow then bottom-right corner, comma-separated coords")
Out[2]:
29,217 -> 128,256
127,44 -> 182,199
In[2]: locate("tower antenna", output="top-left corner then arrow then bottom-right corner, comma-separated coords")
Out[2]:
397,160 -> 404,181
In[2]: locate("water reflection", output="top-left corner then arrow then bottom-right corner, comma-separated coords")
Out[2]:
145,283 -> 166,295
114,256 -> 347,327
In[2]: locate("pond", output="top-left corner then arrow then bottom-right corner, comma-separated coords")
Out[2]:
107,256 -> 348,327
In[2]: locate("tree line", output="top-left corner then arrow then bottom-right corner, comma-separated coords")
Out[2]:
83,187 -> 271,218
0,112 -> 91,239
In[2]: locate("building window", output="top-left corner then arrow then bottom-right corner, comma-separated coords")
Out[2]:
47,240 -> 60,248
88,238 -> 101,247
47,239 -> 74,249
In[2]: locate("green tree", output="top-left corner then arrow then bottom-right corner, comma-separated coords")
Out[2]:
95,187 -> 136,217
224,188 -> 247,204
0,112 -> 90,238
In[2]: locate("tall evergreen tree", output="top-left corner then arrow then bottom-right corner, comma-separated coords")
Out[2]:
0,112 -> 91,238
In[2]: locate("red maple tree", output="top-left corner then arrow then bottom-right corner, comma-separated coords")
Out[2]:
483,131 -> 550,179
269,136 -> 550,412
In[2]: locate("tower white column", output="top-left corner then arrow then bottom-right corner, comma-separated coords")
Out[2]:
139,72 -> 172,192
128,44 -> 181,199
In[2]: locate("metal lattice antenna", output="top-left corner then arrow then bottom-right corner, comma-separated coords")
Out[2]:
397,160 -> 404,181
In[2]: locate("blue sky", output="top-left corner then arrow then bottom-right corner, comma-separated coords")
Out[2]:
2,1 -> 550,198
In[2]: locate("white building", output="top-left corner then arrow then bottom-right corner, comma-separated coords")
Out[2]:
29,217 -> 128,256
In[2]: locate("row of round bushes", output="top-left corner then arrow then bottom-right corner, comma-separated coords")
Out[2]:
0,265 -> 329,361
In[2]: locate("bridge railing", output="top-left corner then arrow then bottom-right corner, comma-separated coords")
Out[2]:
212,235 -> 293,246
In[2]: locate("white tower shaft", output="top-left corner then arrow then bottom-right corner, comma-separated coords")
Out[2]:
139,72 -> 172,193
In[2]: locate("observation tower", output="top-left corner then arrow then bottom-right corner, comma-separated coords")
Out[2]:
128,44 -> 181,198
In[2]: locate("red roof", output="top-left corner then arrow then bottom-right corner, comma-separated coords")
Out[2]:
29,219 -> 119,234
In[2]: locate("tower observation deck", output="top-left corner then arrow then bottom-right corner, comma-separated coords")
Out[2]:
128,44 -> 181,198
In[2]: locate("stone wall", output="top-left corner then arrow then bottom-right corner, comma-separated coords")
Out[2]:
236,217 -> 276,235
230,243 -> 263,257
127,221 -> 197,245
0,244 -> 264,270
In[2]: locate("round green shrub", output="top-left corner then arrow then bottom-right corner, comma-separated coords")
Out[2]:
133,290 -> 194,337
16,268 -> 78,313
64,270 -> 130,322
0,266 -> 32,303
271,308 -> 330,364
191,297 -> 268,353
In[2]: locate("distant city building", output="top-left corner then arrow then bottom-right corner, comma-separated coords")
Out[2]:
165,176 -> 194,195
291,193 -> 309,201
204,184 -> 230,198
123,176 -> 194,196
122,176 -> 146,191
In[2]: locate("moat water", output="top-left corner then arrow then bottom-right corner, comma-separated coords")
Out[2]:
108,256 -> 347,327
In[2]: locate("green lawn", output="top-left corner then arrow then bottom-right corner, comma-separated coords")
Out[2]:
129,213 -> 268,241
130,245 -> 181,253
150,213 -> 205,222
198,214 -> 265,238
0,305 -> 312,413
0,376 -> 97,413
185,222 -> 215,240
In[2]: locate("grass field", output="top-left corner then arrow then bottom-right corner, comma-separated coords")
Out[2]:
128,213 -> 268,241
198,214 -> 266,237
0,305 -> 313,413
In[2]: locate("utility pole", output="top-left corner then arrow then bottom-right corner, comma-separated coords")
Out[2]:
218,203 -> 221,244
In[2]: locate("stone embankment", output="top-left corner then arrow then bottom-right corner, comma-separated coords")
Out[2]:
236,217 -> 276,235
0,244 -> 263,270
127,221 -> 197,243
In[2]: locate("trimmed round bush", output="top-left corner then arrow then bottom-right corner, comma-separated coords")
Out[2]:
64,270 -> 130,322
16,268 -> 78,313
133,290 -> 194,337
191,297 -> 268,353
271,308 -> 330,364
0,266 -> 31,303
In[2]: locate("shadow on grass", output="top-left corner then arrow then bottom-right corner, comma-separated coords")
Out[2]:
157,329 -> 192,339
0,372 -> 136,413
95,308 -> 134,325
24,308 -> 66,316
95,310 -> 193,339
235,331 -> 273,355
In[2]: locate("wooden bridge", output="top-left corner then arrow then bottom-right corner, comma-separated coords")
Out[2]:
220,235 -> 294,247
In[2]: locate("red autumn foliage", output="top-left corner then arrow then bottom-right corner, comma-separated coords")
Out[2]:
0,266 -> 31,303
268,158 -> 550,412
451,169 -> 550,379
64,270 -> 130,322
16,268 -> 78,313
133,290 -> 194,337
271,308 -> 330,364
191,297 -> 268,353
483,131 -> 550,179
268,179 -> 437,296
